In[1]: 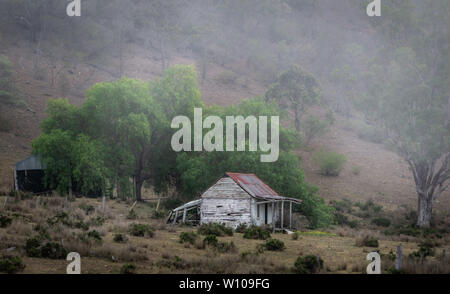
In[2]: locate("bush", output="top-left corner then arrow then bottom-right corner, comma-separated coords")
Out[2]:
198,223 -> 233,237
334,212 -> 358,228
409,240 -> 437,259
179,231 -> 198,245
313,150 -> 347,176
120,264 -> 136,274
40,242 -> 68,259
129,223 -> 154,238
302,115 -> 329,145
293,255 -> 323,274
203,235 -> 218,247
351,166 -> 361,175
243,226 -> 271,240
113,233 -> 128,243
87,230 -> 102,242
79,204 -> 95,215
371,217 -> 391,227
25,237 -> 43,257
264,238 -> 285,251
355,235 -> 379,247
215,241 -> 237,253
0,214 -> 12,228
0,255 -> 25,274
235,223 -> 248,233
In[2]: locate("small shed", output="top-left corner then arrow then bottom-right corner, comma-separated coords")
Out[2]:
167,172 -> 302,230
13,155 -> 48,193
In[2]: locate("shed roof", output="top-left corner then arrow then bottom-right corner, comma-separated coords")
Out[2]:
225,172 -> 301,203
14,155 -> 46,171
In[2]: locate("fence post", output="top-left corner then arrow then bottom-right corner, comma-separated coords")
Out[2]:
36,196 -> 41,207
101,195 -> 106,212
3,196 -> 8,209
395,245 -> 402,270
442,249 -> 446,265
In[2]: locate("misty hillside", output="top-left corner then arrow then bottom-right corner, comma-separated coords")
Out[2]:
0,0 -> 449,215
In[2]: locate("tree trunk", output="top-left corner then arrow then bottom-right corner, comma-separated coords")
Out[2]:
135,179 -> 143,202
417,194 -> 433,228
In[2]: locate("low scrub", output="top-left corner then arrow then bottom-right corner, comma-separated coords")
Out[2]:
179,231 -> 198,245
313,150 -> 347,176
120,264 -> 136,274
0,214 -> 12,228
264,239 -> 285,251
198,223 -> 233,237
0,255 -> 25,274
113,233 -> 128,243
293,255 -> 323,274
129,223 -> 154,238
355,235 -> 379,248
25,236 -> 68,259
243,226 -> 271,240
371,217 -> 391,227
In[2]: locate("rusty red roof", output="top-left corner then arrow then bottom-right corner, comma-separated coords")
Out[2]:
225,172 -> 301,203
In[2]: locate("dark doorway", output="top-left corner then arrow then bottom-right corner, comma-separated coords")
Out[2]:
265,203 -> 268,225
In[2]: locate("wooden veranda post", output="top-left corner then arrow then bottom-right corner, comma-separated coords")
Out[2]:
182,208 -> 187,223
289,201 -> 292,229
281,201 -> 284,229
272,202 -> 275,233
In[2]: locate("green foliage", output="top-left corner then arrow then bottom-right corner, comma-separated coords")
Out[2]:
302,115 -> 330,145
203,234 -> 218,247
265,65 -> 320,131
0,255 -> 25,274
264,238 -> 285,251
334,212 -> 358,228
25,236 -> 68,259
0,214 -> 12,228
356,235 -> 379,248
235,223 -> 248,233
215,241 -> 237,253
113,233 -> 128,243
371,217 -> 391,227
242,226 -> 271,240
129,223 -> 154,238
87,230 -> 102,242
197,223 -> 233,237
355,200 -> 382,214
409,240 -> 437,259
120,264 -> 137,274
313,150 -> 347,176
216,70 -> 238,85
293,255 -> 323,274
179,231 -> 198,245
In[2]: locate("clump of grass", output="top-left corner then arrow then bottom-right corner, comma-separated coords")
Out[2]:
0,255 -> 25,274
293,255 -> 323,274
128,223 -> 154,238
197,223 -> 233,237
179,231 -> 198,245
127,210 -> 138,220
215,241 -> 237,253
355,235 -> 379,247
371,217 -> 391,227
243,225 -> 271,240
409,240 -> 437,260
120,264 -> 136,274
0,214 -> 12,228
264,238 -> 285,251
313,150 -> 347,176
235,223 -> 247,233
203,235 -> 218,247
87,230 -> 102,243
79,204 -> 95,215
113,233 -> 128,243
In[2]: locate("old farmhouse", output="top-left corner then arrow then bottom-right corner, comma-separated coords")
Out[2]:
167,172 -> 302,230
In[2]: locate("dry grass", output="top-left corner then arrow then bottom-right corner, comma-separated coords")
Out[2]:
1,196 -> 449,274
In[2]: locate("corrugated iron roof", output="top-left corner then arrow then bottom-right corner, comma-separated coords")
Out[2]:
14,155 -> 46,171
225,172 -> 301,203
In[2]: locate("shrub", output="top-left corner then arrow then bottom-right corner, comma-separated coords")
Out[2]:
330,199 -> 353,213
127,210 -> 138,220
302,115 -> 330,145
25,237 -> 43,257
120,264 -> 136,274
371,217 -> 391,227
291,232 -> 300,240
235,223 -> 247,233
334,212 -> 358,228
40,242 -> 68,259
129,223 -> 154,238
264,239 -> 285,251
355,200 -> 382,214
203,235 -> 218,247
351,166 -> 361,175
198,223 -> 233,237
79,204 -> 95,215
152,210 -> 166,219
89,216 -> 105,226
113,233 -> 128,243
313,150 -> 347,176
243,226 -> 271,240
0,214 -> 12,228
409,240 -> 437,259
215,241 -> 237,253
87,230 -> 102,242
179,231 -> 198,245
293,255 -> 323,274
355,235 -> 379,247
0,255 -> 25,274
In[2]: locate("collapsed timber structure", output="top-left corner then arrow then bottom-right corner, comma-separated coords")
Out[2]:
167,172 -> 302,230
